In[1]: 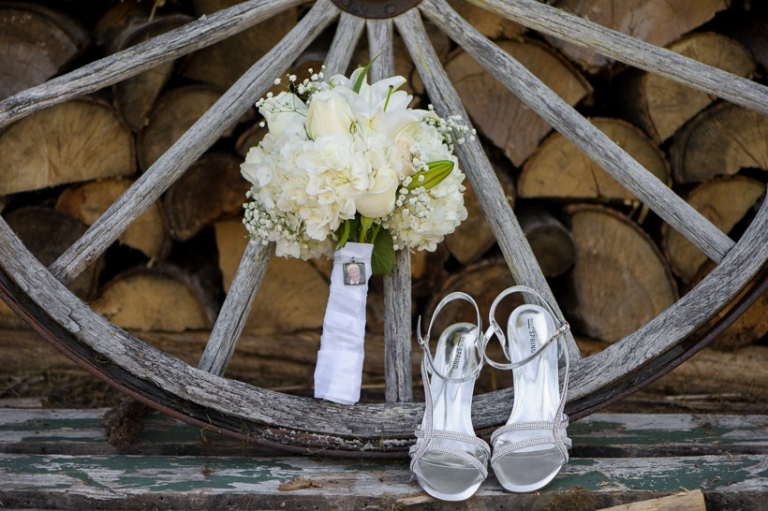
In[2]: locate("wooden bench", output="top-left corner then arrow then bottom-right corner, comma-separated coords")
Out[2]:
1,408 -> 766,510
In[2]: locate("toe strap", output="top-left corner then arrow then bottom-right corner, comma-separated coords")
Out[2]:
410,428 -> 491,478
491,435 -> 572,464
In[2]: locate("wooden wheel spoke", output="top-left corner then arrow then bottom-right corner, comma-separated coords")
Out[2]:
467,0 -> 768,119
0,0 -> 305,130
48,0 -> 340,286
365,18 -> 414,403
325,14 -> 366,76
420,0 -> 734,263
198,240 -> 274,376
393,8 -> 581,362
367,19 -> 395,83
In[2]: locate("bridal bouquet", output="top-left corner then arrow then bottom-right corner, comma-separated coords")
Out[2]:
241,64 -> 472,404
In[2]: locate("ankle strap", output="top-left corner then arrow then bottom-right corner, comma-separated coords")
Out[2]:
482,285 -> 569,371
417,292 -> 484,384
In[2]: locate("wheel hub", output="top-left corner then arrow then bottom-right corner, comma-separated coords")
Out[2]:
331,0 -> 422,19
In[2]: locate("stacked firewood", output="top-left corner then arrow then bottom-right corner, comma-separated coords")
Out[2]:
1,0 -> 767,400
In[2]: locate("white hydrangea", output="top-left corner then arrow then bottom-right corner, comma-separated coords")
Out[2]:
241,69 -> 473,260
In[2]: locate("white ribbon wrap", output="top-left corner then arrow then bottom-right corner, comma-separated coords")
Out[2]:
314,242 -> 374,405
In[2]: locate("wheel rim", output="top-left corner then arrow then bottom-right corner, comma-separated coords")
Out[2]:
0,0 -> 767,455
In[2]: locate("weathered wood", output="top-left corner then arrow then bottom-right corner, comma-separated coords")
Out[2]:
663,177 -> 765,284
56,178 -> 170,261
383,249 -> 413,403
519,117 -> 670,201
0,0 -> 306,129
0,3 -> 88,100
0,98 -> 136,196
464,0 -> 768,119
48,0 -> 339,286
564,205 -> 678,343
687,261 -> 768,351
366,19 -> 394,84
594,490 -> 705,511
394,8 -> 582,362
546,0 -> 728,73
445,37 -> 591,167
198,239 -> 274,376
0,207 -> 101,330
620,33 -> 756,143
669,102 -> 768,184
323,13 -> 365,77
420,0 -> 734,264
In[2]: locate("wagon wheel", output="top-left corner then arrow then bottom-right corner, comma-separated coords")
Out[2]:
1,0 -> 768,456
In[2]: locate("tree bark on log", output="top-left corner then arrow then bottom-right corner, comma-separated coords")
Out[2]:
179,0 -> 297,89
0,98 -> 135,196
518,117 -> 670,201
137,84 -> 225,172
164,152 -> 250,242
0,2 -> 89,100
546,0 -> 729,73
662,176 -> 765,284
444,37 -> 592,167
669,102 -> 768,184
446,0 -> 525,40
107,14 -> 193,132
56,178 -> 171,261
444,145 -> 515,264
619,33 -> 756,143
517,204 -> 575,278
563,205 -> 678,343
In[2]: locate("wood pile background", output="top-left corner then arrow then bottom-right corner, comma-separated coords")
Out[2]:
1,0 -> 768,409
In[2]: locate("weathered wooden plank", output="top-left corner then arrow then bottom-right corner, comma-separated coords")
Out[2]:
0,0 -> 306,130
420,0 -> 734,263
323,13 -> 365,77
393,8 -> 581,362
197,240 -> 274,376
48,0 -> 340,286
464,0 -> 768,120
4,410 -> 767,458
0,451 -> 765,510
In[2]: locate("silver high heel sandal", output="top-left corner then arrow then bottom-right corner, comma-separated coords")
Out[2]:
410,292 -> 491,502
484,285 -> 571,493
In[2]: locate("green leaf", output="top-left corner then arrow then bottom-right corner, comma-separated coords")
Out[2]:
371,228 -> 395,275
406,160 -> 455,190
337,219 -> 352,249
352,55 -> 379,94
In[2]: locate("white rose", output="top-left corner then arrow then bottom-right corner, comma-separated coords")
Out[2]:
354,167 -> 398,218
260,92 -> 307,137
306,89 -> 356,139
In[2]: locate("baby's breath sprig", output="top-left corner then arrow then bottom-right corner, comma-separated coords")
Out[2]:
423,104 -> 476,151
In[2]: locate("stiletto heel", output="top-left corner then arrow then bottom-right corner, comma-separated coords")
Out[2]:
484,285 -> 571,493
410,292 -> 490,502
